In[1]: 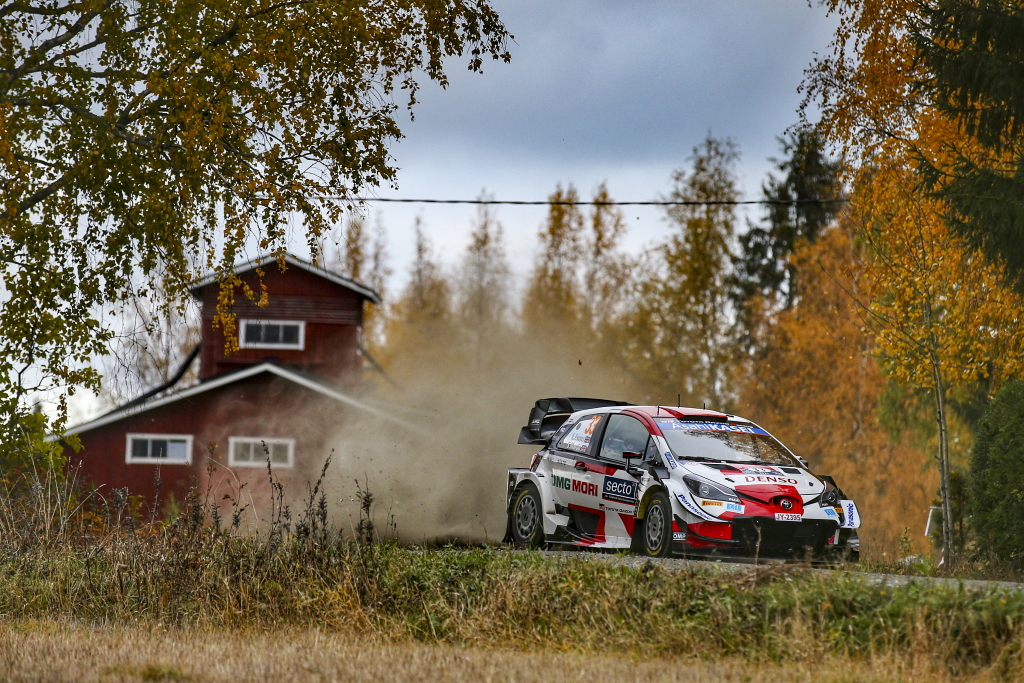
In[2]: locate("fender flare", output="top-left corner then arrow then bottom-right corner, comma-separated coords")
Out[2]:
636,483 -> 665,519
506,469 -> 545,514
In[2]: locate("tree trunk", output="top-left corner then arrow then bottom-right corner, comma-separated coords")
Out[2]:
929,349 -> 953,568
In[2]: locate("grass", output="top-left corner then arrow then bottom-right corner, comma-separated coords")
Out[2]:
4,465 -> 1024,681
0,622 -> 1010,683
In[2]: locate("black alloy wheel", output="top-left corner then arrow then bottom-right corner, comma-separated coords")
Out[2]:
510,483 -> 544,548
640,490 -> 672,557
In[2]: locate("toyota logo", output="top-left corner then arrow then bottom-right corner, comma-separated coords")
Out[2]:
780,499 -> 793,510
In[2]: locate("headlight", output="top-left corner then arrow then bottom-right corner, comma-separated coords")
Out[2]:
683,475 -> 739,502
819,479 -> 840,507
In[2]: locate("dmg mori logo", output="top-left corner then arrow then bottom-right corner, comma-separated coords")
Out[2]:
571,479 -> 599,496
552,475 -> 570,491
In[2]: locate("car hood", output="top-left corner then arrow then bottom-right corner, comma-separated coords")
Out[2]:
677,461 -> 825,503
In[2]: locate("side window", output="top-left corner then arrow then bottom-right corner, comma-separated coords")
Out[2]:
599,415 -> 651,465
556,414 -> 605,455
229,437 -> 294,468
126,433 -> 193,464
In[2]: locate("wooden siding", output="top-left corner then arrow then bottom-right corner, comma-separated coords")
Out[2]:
193,262 -> 366,380
69,372 -> 345,513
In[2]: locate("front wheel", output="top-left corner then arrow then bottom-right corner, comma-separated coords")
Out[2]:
510,484 -> 545,548
639,490 -> 673,557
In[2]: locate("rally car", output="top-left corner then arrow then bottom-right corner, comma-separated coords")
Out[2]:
505,398 -> 860,561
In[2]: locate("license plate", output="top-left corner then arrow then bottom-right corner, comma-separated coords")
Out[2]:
774,513 -> 802,522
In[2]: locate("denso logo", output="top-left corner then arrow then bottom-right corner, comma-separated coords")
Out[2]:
572,479 -> 599,496
743,475 -> 798,485
602,477 -> 637,503
552,475 -> 570,491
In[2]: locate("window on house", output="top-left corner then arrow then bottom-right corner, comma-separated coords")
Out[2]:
126,434 -> 193,464
239,319 -> 305,350
229,437 -> 294,468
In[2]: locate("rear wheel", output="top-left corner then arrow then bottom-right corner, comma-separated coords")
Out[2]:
639,491 -> 672,557
510,484 -> 544,548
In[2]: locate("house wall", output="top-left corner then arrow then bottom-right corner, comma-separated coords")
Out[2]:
194,264 -> 365,381
69,372 -> 346,521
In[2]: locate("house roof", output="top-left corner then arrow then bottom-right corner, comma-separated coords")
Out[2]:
65,361 -> 421,436
189,253 -> 381,305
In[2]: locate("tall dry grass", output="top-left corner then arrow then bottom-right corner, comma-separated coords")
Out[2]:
0,624 -> 1003,683
3,465 -> 1024,679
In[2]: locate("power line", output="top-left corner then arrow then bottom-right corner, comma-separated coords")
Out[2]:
347,197 -> 849,206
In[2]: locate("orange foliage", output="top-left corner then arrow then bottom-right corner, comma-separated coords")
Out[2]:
739,224 -> 936,549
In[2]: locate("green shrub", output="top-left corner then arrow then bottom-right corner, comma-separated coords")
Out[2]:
969,380 -> 1024,568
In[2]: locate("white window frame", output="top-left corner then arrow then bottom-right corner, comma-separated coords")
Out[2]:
125,433 -> 194,465
238,319 -> 306,350
228,436 -> 295,468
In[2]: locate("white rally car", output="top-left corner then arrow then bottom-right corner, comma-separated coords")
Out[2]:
505,398 -> 860,561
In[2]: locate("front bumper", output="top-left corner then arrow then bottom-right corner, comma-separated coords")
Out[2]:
678,515 -> 841,557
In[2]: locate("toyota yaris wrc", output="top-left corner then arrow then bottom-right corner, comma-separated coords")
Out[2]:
505,398 -> 860,561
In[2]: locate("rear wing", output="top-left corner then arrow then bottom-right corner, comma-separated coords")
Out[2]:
517,397 -> 632,445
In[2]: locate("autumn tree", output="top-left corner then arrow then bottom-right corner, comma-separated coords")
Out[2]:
805,0 -> 1024,565
0,0 -> 509,462
522,184 -> 587,339
912,0 -> 1024,293
618,136 -> 740,408
455,197 -> 512,364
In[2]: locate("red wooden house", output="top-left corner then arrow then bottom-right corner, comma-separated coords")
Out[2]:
67,254 -> 394,517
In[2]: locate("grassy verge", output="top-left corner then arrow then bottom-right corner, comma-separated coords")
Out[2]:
0,622 -> 996,683
3,540 -> 1024,675
4,471 -> 1024,679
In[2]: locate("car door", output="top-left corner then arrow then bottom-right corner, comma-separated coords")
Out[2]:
593,414 -> 651,545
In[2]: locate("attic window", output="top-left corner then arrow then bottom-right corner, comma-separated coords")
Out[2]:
229,437 -> 294,468
126,434 -> 193,464
239,319 -> 305,350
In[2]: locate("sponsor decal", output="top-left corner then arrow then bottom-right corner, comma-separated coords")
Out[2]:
725,502 -> 744,513
743,475 -> 799,485
840,499 -> 861,528
559,415 -> 604,454
740,466 -> 779,475
701,500 -> 723,507
658,420 -> 769,436
571,479 -> 599,497
602,477 -> 638,504
552,475 -> 570,491
677,493 -> 718,521
672,531 -> 687,541
664,451 -> 678,470
827,530 -> 839,545
823,507 -> 838,517
774,513 -> 802,522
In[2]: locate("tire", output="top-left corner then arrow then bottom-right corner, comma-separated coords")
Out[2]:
510,483 -> 545,548
639,490 -> 672,557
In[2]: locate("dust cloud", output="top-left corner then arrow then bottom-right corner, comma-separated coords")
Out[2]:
321,334 -> 631,544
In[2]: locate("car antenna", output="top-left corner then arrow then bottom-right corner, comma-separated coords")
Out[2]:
677,393 -> 680,408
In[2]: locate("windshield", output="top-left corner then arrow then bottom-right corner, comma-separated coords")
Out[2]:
654,419 -> 800,466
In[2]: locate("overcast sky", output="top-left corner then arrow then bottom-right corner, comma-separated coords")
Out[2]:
306,0 -> 840,295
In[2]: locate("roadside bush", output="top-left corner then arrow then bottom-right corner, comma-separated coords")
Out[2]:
970,380 -> 1024,569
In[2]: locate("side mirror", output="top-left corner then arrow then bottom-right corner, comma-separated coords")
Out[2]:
623,451 -> 642,473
